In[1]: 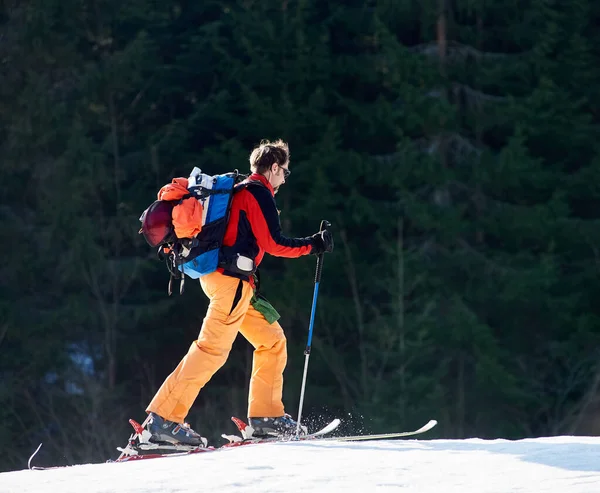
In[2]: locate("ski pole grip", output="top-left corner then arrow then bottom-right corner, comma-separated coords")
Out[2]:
314,220 -> 330,284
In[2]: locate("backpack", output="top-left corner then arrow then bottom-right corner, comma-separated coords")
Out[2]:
139,167 -> 246,295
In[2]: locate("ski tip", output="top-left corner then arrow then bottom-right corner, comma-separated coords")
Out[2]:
28,443 -> 43,470
303,418 -> 341,438
321,418 -> 341,433
420,420 -> 438,433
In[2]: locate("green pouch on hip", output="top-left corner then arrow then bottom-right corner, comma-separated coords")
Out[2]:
250,294 -> 281,324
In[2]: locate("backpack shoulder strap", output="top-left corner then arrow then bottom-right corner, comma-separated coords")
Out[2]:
235,178 -> 268,193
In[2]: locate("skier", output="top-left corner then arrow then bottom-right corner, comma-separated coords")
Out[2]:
145,139 -> 334,446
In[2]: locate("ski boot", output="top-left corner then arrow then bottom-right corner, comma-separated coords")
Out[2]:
147,412 -> 207,447
248,414 -> 308,438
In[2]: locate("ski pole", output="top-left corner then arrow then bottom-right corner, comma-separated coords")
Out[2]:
296,219 -> 330,437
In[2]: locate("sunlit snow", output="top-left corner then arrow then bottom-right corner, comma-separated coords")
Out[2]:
2,434 -> 600,493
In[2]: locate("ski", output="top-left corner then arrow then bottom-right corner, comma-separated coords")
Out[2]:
28,418 -> 435,469
110,417 -> 434,464
112,417 -> 341,463
327,419 -> 438,442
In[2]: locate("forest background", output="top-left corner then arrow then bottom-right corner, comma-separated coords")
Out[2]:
2,0 -> 600,472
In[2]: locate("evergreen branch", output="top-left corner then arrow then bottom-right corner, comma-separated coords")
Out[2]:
455,238 -> 516,275
452,83 -> 510,106
425,84 -> 508,107
374,132 -> 485,167
410,41 -> 512,61
419,133 -> 483,159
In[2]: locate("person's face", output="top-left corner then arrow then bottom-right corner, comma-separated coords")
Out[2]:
268,161 -> 290,193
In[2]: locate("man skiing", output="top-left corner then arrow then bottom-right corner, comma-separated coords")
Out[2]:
145,139 -> 334,446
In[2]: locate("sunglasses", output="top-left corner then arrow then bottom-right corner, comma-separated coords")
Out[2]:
282,167 -> 291,179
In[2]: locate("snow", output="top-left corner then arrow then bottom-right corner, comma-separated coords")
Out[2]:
3,434 -> 600,493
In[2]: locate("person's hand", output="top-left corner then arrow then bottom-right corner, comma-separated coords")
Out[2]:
311,229 -> 334,255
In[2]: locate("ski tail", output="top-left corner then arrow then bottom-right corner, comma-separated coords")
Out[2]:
28,443 -> 44,470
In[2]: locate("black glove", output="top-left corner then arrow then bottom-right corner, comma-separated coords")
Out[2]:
310,229 -> 334,255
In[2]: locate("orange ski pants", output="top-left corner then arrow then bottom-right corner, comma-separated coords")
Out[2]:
146,271 -> 287,423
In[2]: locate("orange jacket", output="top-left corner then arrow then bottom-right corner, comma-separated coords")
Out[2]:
157,178 -> 203,238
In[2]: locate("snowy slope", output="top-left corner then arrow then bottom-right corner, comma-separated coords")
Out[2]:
2,436 -> 600,493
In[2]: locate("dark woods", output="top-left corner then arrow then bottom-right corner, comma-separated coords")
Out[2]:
2,0 -> 600,471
